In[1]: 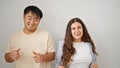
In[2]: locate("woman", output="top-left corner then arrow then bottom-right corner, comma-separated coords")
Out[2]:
56,18 -> 98,68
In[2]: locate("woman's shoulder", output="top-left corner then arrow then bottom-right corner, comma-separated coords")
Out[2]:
58,40 -> 64,44
58,40 -> 64,47
85,42 -> 92,46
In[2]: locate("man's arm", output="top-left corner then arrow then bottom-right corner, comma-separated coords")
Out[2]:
5,48 -> 20,63
33,51 -> 55,63
43,52 -> 55,62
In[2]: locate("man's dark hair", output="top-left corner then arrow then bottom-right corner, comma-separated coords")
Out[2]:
24,5 -> 43,18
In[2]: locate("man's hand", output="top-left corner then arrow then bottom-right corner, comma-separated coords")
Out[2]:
33,51 -> 44,63
9,48 -> 20,61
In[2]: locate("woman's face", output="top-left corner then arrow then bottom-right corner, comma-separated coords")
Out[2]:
71,22 -> 83,42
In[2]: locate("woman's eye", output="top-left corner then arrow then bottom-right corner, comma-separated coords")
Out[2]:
71,27 -> 75,30
78,26 -> 82,29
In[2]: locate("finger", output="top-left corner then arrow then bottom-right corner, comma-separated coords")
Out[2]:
33,51 -> 37,55
62,66 -> 64,68
59,66 -> 64,68
12,57 -> 17,60
11,54 -> 19,60
34,56 -> 39,63
34,59 -> 40,63
92,64 -> 96,68
17,48 -> 20,52
34,57 -> 41,63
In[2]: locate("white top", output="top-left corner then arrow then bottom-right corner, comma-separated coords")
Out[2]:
6,29 -> 55,68
69,42 -> 92,68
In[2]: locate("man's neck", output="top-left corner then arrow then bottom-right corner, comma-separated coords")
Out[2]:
23,28 -> 36,35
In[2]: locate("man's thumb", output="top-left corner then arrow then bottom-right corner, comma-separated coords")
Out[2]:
33,51 -> 37,55
17,48 -> 20,52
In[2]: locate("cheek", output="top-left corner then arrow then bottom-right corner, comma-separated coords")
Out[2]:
24,20 -> 29,25
81,29 -> 83,35
24,21 -> 27,26
71,30 -> 74,35
71,30 -> 76,38
35,22 -> 39,26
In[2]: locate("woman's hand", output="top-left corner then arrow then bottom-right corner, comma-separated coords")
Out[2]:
91,63 -> 98,68
58,65 -> 64,68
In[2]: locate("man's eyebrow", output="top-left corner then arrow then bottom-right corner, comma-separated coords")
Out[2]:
35,17 -> 39,19
26,16 -> 32,18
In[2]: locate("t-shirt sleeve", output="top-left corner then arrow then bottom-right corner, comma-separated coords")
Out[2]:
6,36 -> 14,53
55,40 -> 64,68
46,33 -> 55,52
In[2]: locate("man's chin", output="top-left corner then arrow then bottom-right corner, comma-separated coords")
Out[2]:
28,29 -> 36,32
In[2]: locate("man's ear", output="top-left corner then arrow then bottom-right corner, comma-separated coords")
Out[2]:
23,15 -> 25,18
23,14 -> 26,20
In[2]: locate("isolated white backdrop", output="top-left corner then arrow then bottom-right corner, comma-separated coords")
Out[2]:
0,0 -> 120,68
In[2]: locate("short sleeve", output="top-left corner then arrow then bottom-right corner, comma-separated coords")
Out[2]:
88,43 -> 97,68
46,33 -> 55,53
55,40 -> 64,68
6,36 -> 14,53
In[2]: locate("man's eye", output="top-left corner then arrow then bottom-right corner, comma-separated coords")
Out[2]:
26,18 -> 31,20
34,19 -> 38,21
28,18 -> 32,20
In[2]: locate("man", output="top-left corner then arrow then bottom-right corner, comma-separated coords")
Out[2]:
5,5 -> 55,68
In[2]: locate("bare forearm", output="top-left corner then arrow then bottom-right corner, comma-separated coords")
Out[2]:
4,53 -> 14,63
43,52 -> 55,62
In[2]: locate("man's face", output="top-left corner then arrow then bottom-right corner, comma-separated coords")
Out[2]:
23,11 -> 40,33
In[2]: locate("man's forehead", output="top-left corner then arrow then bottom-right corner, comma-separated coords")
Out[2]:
25,11 -> 39,18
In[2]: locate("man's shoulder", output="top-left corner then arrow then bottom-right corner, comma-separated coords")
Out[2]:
37,29 -> 50,35
10,30 -> 22,38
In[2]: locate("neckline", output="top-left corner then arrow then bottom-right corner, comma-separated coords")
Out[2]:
21,29 -> 38,36
73,42 -> 84,44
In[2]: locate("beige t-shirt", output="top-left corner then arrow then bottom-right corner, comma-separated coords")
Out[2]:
6,29 -> 55,68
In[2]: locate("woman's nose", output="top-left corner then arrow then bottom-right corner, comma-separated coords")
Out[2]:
75,29 -> 79,32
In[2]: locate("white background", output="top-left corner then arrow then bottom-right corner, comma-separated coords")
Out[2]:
0,0 -> 120,68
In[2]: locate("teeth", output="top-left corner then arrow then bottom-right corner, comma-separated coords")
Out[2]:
29,24 -> 34,28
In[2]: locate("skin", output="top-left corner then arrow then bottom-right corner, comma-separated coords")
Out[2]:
58,22 -> 98,68
23,11 -> 40,34
5,11 -> 55,63
71,22 -> 83,42
4,48 -> 20,62
91,63 -> 98,68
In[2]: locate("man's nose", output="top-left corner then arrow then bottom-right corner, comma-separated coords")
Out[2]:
30,19 -> 34,24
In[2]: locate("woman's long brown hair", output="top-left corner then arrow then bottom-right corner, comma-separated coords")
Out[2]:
61,18 -> 98,68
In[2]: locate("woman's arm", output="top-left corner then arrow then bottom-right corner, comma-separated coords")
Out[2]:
55,41 -> 64,68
